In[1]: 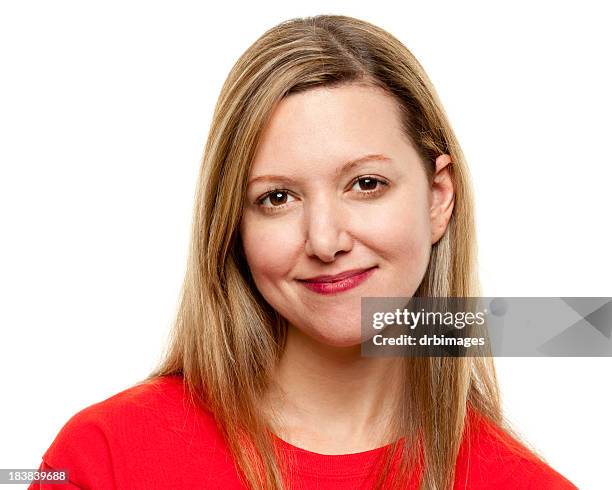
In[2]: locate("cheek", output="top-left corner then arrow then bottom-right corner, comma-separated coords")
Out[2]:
358,195 -> 432,286
240,214 -> 301,285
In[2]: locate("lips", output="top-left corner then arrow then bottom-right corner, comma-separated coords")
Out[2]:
299,267 -> 376,283
298,267 -> 377,295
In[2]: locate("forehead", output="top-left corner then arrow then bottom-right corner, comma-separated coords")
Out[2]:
250,84 -> 410,175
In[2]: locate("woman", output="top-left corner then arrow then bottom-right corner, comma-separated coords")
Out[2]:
31,14 -> 577,489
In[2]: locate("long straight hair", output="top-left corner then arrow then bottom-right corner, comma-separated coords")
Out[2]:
145,14 -> 539,489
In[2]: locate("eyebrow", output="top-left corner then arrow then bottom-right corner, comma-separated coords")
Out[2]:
247,153 -> 393,187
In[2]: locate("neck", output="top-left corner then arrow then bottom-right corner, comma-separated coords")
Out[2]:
262,324 -> 405,454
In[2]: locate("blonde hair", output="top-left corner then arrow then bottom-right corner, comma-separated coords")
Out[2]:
145,14 -> 543,489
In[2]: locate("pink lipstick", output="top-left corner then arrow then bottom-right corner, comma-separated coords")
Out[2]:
298,267 -> 377,295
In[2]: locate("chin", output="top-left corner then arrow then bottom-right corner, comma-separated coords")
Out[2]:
309,328 -> 366,348
326,338 -> 363,348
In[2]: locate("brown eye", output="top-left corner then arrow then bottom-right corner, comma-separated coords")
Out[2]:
257,190 -> 295,210
269,191 -> 288,206
357,177 -> 378,191
351,176 -> 388,194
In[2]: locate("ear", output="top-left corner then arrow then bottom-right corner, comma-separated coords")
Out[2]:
430,154 -> 455,244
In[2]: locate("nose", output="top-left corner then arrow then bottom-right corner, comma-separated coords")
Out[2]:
303,197 -> 353,262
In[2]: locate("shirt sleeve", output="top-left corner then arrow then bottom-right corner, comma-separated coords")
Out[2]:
30,408 -> 117,490
28,460 -> 82,489
524,459 -> 579,490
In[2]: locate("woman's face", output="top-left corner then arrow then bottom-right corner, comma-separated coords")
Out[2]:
239,83 -> 454,347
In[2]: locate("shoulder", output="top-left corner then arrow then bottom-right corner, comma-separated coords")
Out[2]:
455,408 -> 578,489
43,374 -> 202,455
37,375 -> 237,489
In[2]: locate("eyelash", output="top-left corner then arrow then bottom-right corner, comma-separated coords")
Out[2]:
255,176 -> 390,213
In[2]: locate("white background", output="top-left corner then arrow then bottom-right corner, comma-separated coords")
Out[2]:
1,1 -> 610,488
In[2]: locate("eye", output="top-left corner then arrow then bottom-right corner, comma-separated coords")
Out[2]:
350,176 -> 389,195
256,190 -> 296,210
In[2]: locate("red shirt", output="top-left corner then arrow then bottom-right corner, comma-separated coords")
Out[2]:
30,374 -> 577,489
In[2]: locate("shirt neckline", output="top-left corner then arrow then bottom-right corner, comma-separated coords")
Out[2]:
271,432 -> 405,478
